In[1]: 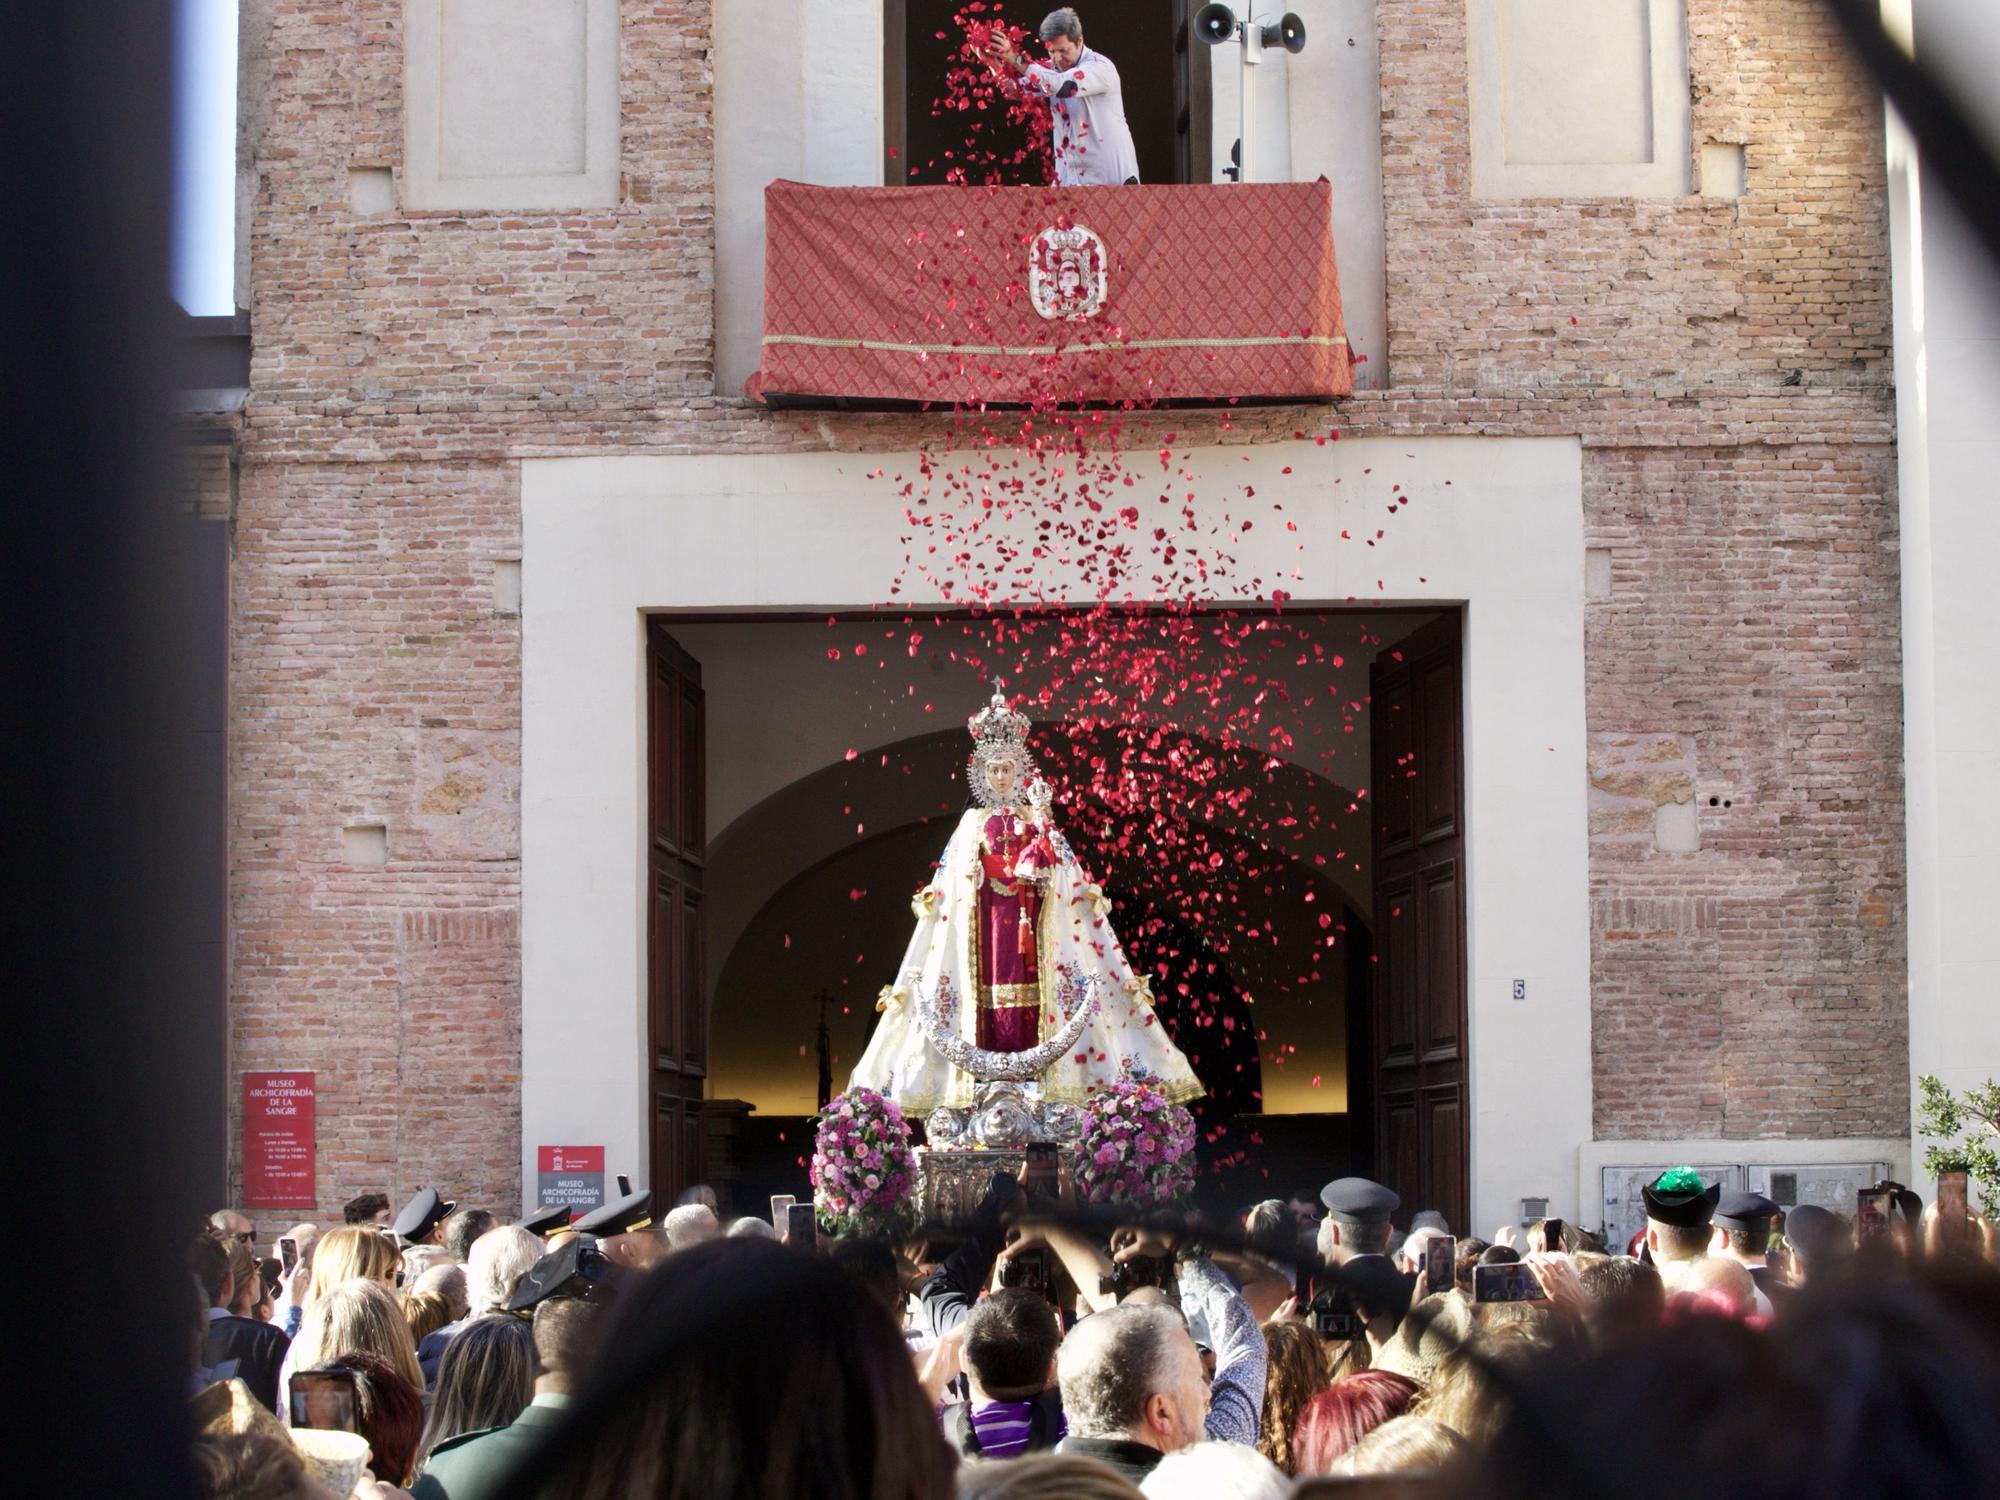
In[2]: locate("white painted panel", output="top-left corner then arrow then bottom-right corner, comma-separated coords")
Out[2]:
403,0 -> 619,210
439,0 -> 587,179
1468,0 -> 1689,197
1500,0 -> 1652,166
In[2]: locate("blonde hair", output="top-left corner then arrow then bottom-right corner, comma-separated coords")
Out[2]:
293,1279 -> 423,1391
307,1225 -> 401,1307
1334,1414 -> 1469,1476
402,1289 -> 453,1344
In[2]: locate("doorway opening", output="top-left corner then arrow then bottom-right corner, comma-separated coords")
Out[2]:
645,607 -> 1465,1225
885,0 -> 1212,185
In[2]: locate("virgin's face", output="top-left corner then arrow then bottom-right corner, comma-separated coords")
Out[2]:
984,758 -> 1019,797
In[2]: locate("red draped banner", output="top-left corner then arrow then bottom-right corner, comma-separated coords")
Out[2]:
746,179 -> 1351,407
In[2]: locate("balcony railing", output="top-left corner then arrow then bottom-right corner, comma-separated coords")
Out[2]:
745,180 -> 1350,408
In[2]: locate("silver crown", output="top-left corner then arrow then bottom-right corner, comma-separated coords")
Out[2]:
968,679 -> 1032,749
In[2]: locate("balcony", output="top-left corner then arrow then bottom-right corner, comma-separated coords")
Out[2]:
744,180 -> 1351,409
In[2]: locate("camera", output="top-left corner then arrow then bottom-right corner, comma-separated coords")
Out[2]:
1097,1253 -> 1170,1301
1309,1284 -> 1361,1340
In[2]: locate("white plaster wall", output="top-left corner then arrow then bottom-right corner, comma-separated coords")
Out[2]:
1889,0 -> 2000,1180
713,0 -> 884,395
1284,1 -> 1389,389
520,435 -> 1590,1230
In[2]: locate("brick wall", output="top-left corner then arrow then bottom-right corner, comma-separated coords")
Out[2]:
232,0 -> 1904,1221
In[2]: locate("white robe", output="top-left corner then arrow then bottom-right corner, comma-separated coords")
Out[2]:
851,805 -> 1202,1114
1019,48 -> 1142,187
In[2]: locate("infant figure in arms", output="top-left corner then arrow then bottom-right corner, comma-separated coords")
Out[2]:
851,684 -> 1202,1149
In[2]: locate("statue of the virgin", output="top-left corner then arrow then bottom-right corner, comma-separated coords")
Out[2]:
850,684 -> 1204,1138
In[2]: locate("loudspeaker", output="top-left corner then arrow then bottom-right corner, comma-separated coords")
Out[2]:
1194,3 -> 1238,45
1261,12 -> 1307,54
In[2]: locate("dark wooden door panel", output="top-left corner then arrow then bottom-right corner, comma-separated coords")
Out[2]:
1420,862 -> 1463,1058
647,620 -> 707,1202
1371,615 -> 1468,1228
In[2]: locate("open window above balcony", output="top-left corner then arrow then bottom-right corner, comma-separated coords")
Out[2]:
713,0 -> 1389,399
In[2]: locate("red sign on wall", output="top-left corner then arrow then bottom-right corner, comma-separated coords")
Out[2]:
243,1072 -> 317,1209
536,1145 -> 606,1216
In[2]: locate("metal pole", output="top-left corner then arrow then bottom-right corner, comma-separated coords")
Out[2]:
1239,19 -> 1254,182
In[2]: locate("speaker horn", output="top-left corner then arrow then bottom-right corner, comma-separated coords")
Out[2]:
1194,3 -> 1238,45
1261,12 -> 1307,53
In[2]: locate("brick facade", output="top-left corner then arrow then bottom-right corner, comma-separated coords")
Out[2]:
231,0 -> 1904,1220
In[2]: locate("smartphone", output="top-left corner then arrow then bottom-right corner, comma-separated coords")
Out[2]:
289,1367 -> 358,1432
786,1202 -> 818,1250
258,1256 -> 282,1301
1023,1141 -> 1060,1205
277,1236 -> 298,1274
769,1194 -> 796,1230
1424,1235 -> 1457,1297
1939,1170 -> 1970,1219
1539,1218 -> 1565,1254
1472,1262 -> 1548,1304
1856,1189 -> 1892,1242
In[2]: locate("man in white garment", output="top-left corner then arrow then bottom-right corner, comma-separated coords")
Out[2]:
986,8 -> 1142,186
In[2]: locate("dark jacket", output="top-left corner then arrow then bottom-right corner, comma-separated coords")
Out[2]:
411,1397 -> 567,1500
201,1312 -> 290,1414
1054,1435 -> 1163,1482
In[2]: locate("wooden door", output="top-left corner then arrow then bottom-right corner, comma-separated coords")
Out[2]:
647,621 -> 707,1202
1369,616 -> 1468,1232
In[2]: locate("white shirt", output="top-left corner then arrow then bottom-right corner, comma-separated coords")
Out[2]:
1017,48 -> 1141,187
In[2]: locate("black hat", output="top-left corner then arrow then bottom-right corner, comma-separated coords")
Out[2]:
1783,1204 -> 1850,1261
1714,1189 -> 1780,1231
391,1187 -> 457,1242
505,1237 -> 619,1312
1641,1168 -> 1720,1229
1320,1177 -> 1400,1219
572,1188 -> 653,1238
517,1204 -> 572,1237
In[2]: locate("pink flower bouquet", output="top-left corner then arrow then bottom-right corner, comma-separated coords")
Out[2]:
809,1087 -> 921,1239
1071,1080 -> 1197,1208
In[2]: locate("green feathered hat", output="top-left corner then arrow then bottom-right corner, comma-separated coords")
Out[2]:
1642,1166 -> 1721,1228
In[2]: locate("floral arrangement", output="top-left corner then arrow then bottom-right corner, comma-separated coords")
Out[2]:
810,1087 -> 921,1238
1072,1080 -> 1197,1207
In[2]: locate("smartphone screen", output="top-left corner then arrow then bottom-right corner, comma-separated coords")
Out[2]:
786,1202 -> 818,1250
1856,1189 -> 1891,1241
289,1368 -> 358,1432
1540,1218 -> 1565,1254
1472,1262 -> 1546,1304
1939,1171 -> 1970,1219
769,1194 -> 796,1230
1425,1235 -> 1457,1297
277,1236 -> 298,1274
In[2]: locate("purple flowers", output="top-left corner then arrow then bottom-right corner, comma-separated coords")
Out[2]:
1071,1080 -> 1196,1208
811,1087 -> 921,1239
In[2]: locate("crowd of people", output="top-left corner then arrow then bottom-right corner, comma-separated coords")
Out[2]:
186,1169 -> 2000,1499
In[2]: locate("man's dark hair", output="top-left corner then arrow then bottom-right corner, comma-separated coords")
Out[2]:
1454,1237 -> 1490,1295
828,1237 -> 902,1321
1329,1211 -> 1393,1255
1479,1243 -> 1521,1267
188,1232 -> 231,1305
1576,1254 -> 1664,1349
1725,1225 -> 1771,1258
343,1192 -> 390,1225
534,1296 -> 608,1378
963,1287 -> 1062,1398
442,1207 -> 496,1262
1651,1221 -> 1713,1259
1039,7 -> 1083,44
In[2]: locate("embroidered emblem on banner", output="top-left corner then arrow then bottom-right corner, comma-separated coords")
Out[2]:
1029,225 -> 1108,321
